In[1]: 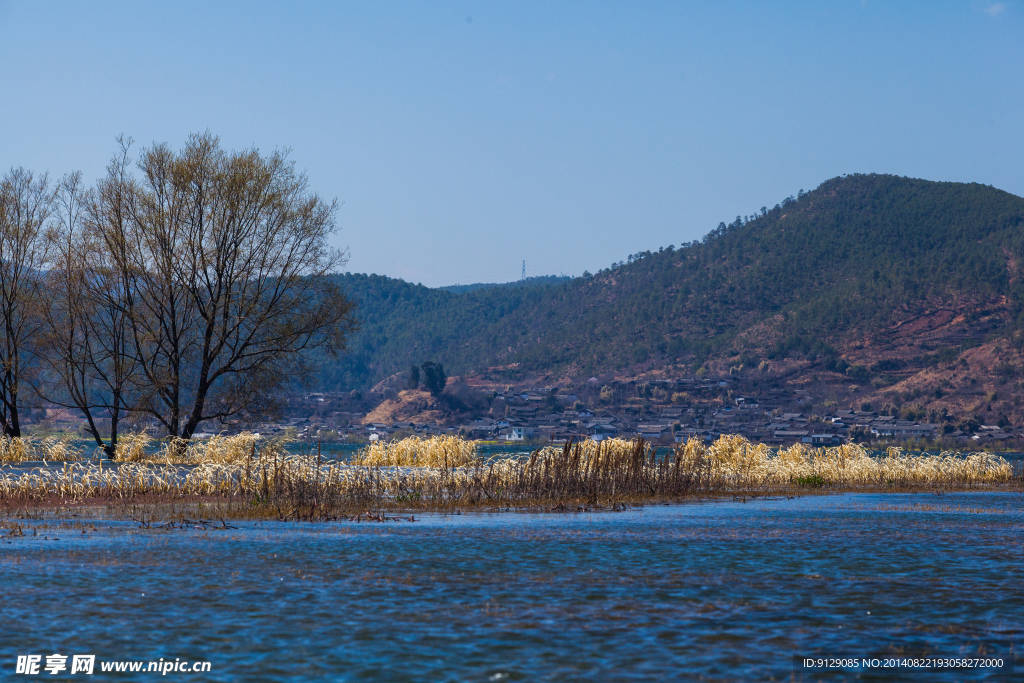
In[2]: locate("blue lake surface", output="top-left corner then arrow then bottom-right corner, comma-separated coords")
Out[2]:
2,493 -> 1022,681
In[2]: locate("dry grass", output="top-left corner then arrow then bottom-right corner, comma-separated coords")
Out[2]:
352,435 -> 476,467
0,436 -> 33,463
113,432 -> 263,465
0,433 -> 85,462
114,433 -> 151,462
186,433 -> 262,464
0,431 -> 264,465
675,436 -> 1013,487
0,435 -> 1017,518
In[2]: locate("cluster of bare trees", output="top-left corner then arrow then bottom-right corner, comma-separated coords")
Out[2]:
0,133 -> 357,457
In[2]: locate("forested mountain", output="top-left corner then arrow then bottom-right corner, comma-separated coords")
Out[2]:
319,174 -> 1024,391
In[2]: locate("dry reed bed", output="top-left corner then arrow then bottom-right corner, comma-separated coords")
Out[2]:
352,435 -> 476,467
0,434 -> 87,462
112,433 -> 263,465
674,434 -> 1013,487
0,432 -> 263,464
0,434 -> 1017,517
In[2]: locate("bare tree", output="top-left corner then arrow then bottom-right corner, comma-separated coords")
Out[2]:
98,133 -> 357,439
0,168 -> 55,437
38,160 -> 141,458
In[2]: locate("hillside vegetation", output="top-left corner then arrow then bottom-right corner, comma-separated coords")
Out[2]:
320,174 -> 1024,392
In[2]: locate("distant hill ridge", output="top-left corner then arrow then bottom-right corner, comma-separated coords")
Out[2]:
319,174 -> 1024,393
440,275 -> 573,294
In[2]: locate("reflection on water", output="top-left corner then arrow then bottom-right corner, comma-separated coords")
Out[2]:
2,493 -> 1022,681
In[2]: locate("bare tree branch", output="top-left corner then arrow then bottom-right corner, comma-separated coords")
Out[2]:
0,168 -> 55,437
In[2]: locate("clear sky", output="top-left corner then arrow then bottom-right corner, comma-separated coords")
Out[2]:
1,1 -> 1021,287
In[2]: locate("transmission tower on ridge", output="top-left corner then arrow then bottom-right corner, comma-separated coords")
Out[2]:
521,260 -> 526,281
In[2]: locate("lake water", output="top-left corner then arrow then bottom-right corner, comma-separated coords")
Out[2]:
2,492 -> 1022,681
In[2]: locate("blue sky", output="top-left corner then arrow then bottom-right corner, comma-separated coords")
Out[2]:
1,1 -> 1021,286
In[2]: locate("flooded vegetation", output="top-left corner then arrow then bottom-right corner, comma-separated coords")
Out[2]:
0,435 -> 1017,521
